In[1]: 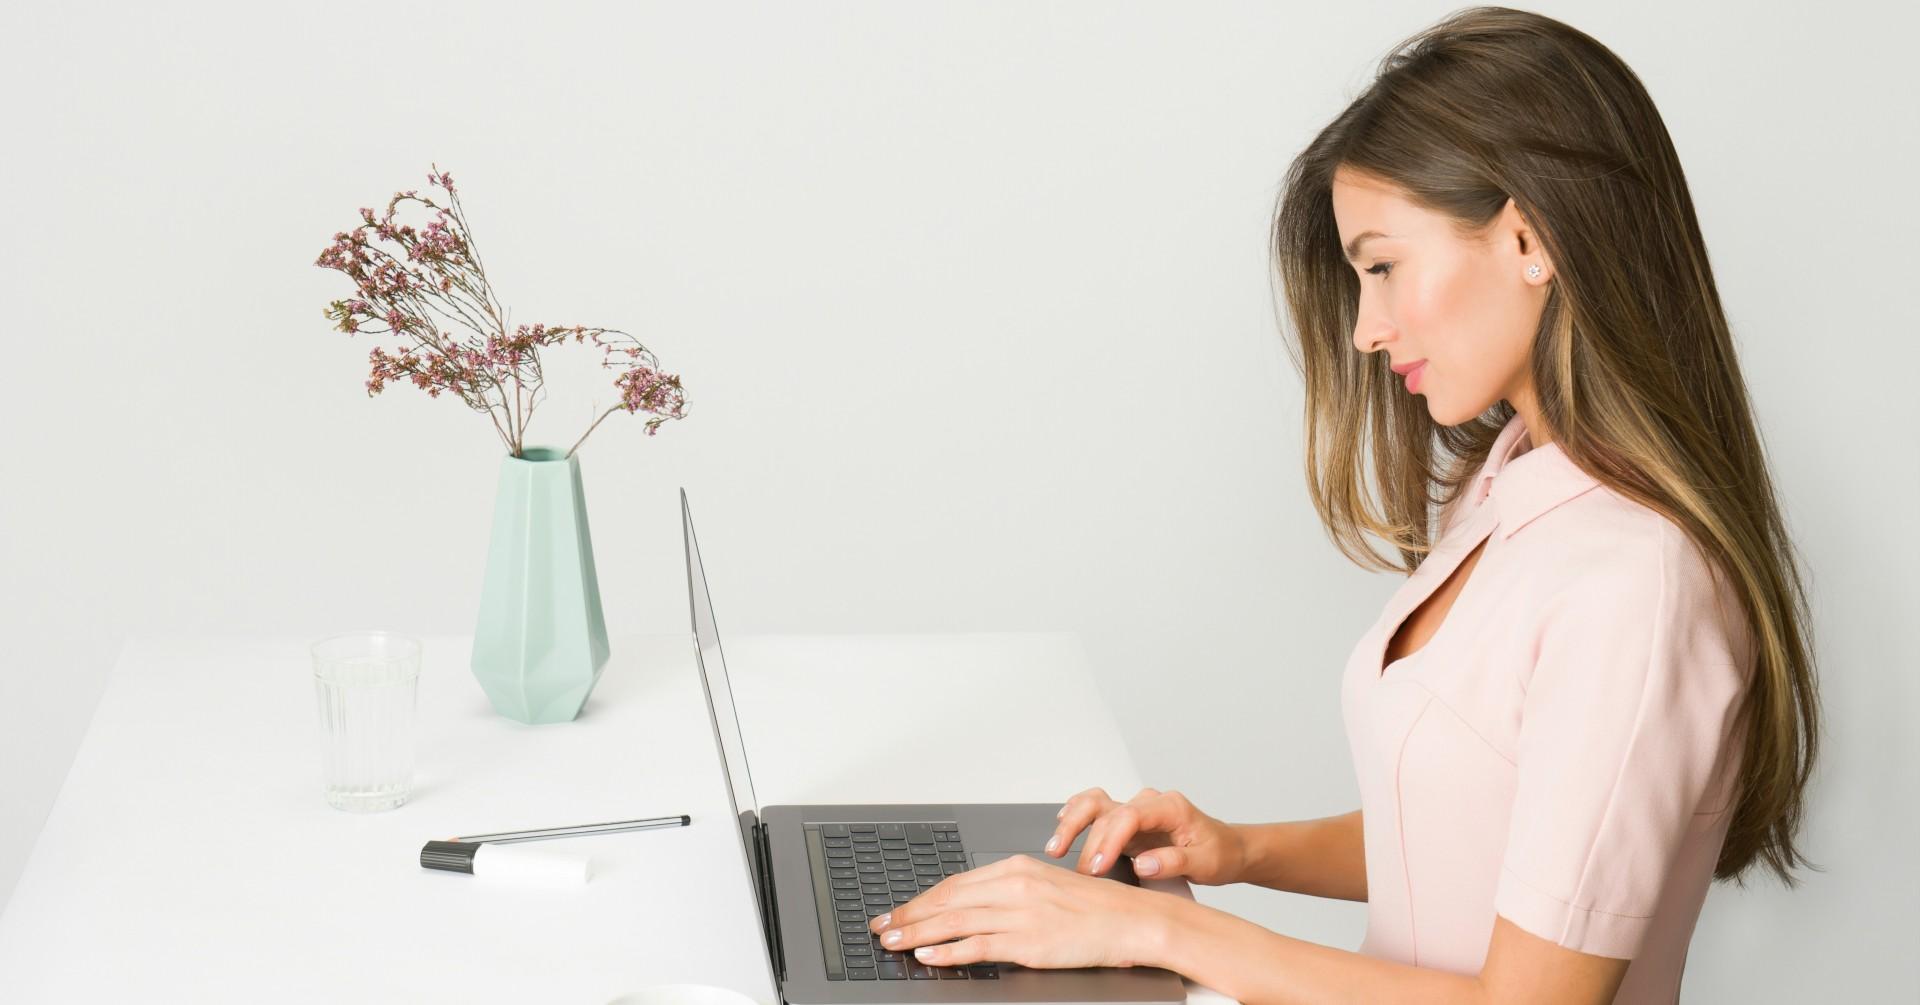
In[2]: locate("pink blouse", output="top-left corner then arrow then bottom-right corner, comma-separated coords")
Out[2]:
1340,410 -> 1756,1004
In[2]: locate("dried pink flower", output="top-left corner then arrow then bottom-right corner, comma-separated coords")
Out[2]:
315,163 -> 687,458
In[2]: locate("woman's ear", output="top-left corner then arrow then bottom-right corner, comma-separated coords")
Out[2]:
1502,197 -> 1554,285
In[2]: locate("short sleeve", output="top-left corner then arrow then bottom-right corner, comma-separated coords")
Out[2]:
1493,526 -> 1753,959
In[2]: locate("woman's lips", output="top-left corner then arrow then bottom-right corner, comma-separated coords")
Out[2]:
1400,360 -> 1427,393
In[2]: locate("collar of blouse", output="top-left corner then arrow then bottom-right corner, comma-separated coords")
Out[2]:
1466,412 -> 1606,541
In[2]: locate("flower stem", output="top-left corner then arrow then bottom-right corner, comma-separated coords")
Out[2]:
567,406 -> 622,459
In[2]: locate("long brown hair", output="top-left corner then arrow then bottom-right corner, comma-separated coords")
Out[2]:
1270,6 -> 1819,886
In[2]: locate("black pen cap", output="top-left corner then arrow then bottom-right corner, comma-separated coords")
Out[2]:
420,839 -> 481,875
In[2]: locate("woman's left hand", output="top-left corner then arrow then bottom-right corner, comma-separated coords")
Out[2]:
867,852 -> 1180,970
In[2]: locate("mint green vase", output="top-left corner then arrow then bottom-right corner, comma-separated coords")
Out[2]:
471,446 -> 611,724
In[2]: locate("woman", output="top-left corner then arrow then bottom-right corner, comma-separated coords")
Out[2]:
868,7 -> 1819,1003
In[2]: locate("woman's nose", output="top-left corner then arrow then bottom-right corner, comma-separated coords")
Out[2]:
1351,294 -> 1393,354
1352,317 -> 1394,355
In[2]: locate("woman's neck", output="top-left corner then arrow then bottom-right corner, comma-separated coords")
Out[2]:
1503,390 -> 1552,452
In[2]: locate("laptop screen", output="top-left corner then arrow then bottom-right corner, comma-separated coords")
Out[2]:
681,489 -> 781,979
681,489 -> 763,820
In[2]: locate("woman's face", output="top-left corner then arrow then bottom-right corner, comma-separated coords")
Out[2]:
1329,166 -> 1554,427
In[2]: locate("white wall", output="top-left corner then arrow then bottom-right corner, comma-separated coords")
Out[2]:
2,1 -> 1912,999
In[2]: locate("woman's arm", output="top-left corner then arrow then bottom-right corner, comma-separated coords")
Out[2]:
1148,898 -> 1628,1005
868,838 -> 1624,1003
1234,810 -> 1367,902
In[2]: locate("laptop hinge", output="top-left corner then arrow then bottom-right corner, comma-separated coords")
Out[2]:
755,821 -> 787,982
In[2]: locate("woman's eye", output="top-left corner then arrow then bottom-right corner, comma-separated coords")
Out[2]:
1365,262 -> 1394,278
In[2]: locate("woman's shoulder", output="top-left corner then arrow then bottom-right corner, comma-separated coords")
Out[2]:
1517,486 -> 1755,674
1513,480 -> 1702,579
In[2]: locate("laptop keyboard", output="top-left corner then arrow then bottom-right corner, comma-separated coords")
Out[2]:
806,821 -> 1001,982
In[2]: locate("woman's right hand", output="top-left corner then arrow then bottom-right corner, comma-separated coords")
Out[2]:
1044,786 -> 1248,886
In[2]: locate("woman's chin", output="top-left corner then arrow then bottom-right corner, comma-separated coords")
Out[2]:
1420,392 -> 1477,427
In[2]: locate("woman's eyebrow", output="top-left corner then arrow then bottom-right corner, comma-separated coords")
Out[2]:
1343,230 -> 1393,262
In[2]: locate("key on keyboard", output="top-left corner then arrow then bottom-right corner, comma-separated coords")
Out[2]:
808,822 -> 998,980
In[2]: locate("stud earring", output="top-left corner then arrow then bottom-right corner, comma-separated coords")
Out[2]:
1526,264 -> 1542,279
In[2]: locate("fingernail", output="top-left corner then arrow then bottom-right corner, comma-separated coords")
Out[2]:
1136,855 -> 1159,876
885,930 -> 903,946
1045,835 -> 1060,854
1091,852 -> 1105,873
1057,806 -> 1066,818
914,945 -> 938,961
873,913 -> 891,929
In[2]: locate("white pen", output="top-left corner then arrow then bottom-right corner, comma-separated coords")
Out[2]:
420,814 -> 691,883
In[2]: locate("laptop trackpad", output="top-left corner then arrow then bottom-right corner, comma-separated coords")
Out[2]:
969,850 -> 1141,885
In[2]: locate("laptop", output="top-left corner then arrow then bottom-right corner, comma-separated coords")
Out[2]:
679,488 -> 1189,1003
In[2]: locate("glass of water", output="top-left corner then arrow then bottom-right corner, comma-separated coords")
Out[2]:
311,631 -> 421,812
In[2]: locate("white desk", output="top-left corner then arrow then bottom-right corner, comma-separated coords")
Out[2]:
0,633 -> 1235,1003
